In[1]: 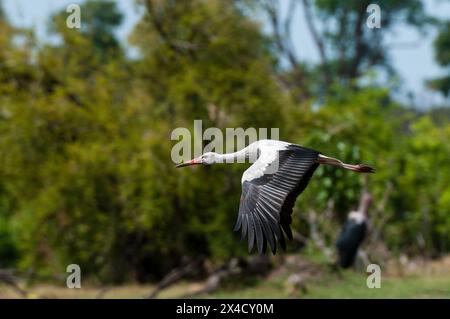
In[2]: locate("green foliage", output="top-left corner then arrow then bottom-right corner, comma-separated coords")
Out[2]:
0,0 -> 287,282
0,215 -> 18,268
428,22 -> 450,96
51,0 -> 123,58
252,0 -> 433,104
394,117 -> 450,253
295,88 -> 401,215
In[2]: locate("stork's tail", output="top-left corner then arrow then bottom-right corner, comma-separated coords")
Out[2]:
317,155 -> 375,173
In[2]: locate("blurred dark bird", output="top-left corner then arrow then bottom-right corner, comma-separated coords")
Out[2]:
336,193 -> 372,268
176,140 -> 375,254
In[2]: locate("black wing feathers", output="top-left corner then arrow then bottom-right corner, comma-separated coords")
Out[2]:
235,145 -> 319,254
280,162 -> 319,240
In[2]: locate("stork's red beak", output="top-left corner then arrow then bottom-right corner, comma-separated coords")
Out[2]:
175,157 -> 202,168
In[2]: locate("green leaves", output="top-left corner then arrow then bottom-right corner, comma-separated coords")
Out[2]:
428,22 -> 450,96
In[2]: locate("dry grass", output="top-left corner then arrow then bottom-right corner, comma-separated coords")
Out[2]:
1,255 -> 449,299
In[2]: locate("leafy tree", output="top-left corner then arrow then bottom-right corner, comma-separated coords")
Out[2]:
428,22 -> 450,97
50,0 -> 123,57
394,117 -> 450,255
0,0 -> 35,269
1,1 -> 133,281
126,0 -> 289,275
1,0 -> 288,281
258,0 -> 431,100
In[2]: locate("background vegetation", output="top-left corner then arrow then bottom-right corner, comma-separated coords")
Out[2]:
0,0 -> 449,295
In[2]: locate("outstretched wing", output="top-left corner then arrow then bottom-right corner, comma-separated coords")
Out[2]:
234,144 -> 319,254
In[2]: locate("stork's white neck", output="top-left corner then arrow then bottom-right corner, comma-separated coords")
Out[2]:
218,147 -> 250,163
214,140 -> 287,165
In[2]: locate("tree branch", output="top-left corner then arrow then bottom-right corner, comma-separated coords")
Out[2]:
145,0 -> 197,55
301,0 -> 331,87
349,3 -> 367,79
261,0 -> 309,100
147,259 -> 200,299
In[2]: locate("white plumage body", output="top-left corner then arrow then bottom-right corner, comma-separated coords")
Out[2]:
241,140 -> 291,183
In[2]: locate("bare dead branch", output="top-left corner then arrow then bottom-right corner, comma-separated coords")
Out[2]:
182,256 -> 270,298
301,0 -> 331,88
349,3 -> 367,79
261,0 -> 309,99
307,209 -> 334,261
365,182 -> 393,257
0,269 -> 28,298
147,260 -> 200,299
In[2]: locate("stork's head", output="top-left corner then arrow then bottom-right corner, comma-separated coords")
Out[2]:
175,152 -> 220,167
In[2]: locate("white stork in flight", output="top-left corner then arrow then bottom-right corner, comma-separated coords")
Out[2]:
176,140 -> 375,254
